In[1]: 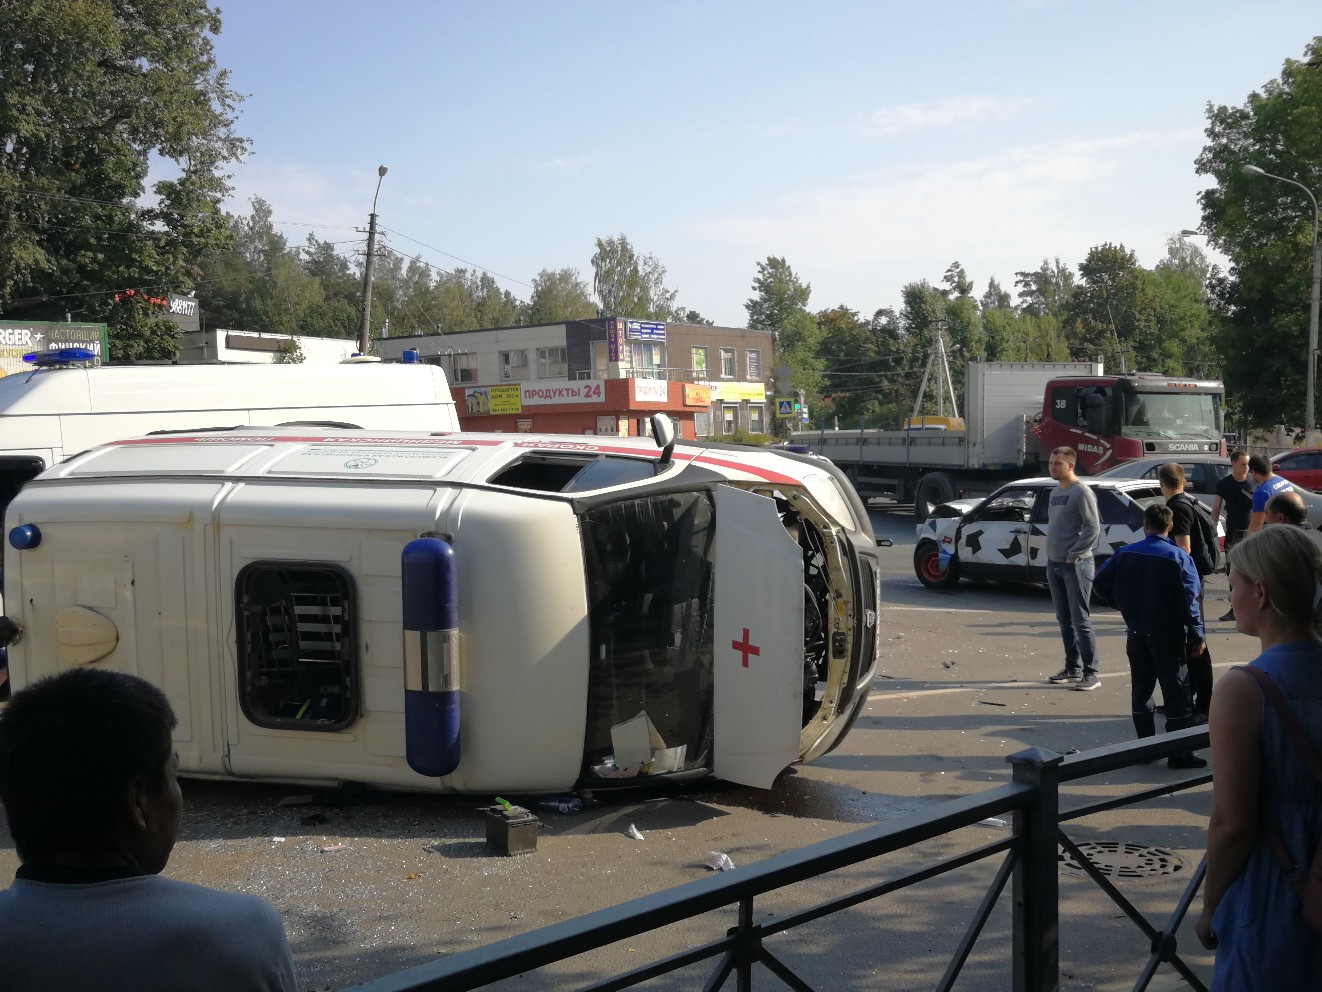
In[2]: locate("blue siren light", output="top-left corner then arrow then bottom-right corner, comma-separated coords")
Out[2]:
22,348 -> 97,367
401,538 -> 460,777
9,524 -> 41,550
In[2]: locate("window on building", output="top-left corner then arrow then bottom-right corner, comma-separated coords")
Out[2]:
631,341 -> 666,378
694,411 -> 712,437
747,404 -> 764,435
449,352 -> 477,384
723,406 -> 737,434
692,346 -> 709,378
235,563 -> 358,732
745,349 -> 761,379
537,346 -> 567,378
500,350 -> 530,381
720,348 -> 736,378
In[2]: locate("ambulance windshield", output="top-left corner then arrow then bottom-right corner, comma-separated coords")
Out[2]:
579,491 -> 715,781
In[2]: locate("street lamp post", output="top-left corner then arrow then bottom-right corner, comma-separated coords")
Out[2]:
1242,164 -> 1322,445
358,165 -> 389,355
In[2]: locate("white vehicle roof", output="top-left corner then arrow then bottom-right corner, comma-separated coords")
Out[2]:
0,362 -> 454,416
50,427 -> 824,493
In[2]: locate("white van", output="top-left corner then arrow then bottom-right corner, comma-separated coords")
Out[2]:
0,422 -> 881,792
0,354 -> 459,517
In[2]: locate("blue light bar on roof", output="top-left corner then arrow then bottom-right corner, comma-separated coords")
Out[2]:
22,348 -> 97,367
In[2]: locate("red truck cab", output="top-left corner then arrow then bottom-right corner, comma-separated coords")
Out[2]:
1036,374 -> 1225,475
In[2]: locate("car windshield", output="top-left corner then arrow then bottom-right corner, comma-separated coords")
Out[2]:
1120,391 -> 1222,441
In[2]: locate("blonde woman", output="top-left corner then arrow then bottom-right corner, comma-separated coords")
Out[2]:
1196,525 -> 1322,988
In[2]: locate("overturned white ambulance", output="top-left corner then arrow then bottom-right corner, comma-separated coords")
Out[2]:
0,420 -> 881,791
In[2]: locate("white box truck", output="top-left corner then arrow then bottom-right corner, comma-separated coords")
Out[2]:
793,361 -> 1225,517
0,354 -> 460,519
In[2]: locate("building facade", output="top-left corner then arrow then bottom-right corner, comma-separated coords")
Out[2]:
374,318 -> 773,438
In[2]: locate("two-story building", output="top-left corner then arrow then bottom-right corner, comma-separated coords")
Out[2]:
374,318 -> 773,438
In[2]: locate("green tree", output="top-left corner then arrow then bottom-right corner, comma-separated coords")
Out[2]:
590,235 -> 680,320
0,0 -> 247,361
1065,243 -> 1144,366
1195,35 -> 1322,429
1014,258 -> 1076,320
816,305 -> 918,428
942,261 -> 974,299
745,257 -> 822,429
980,277 -> 1012,313
273,337 -> 305,364
528,267 -> 596,324
105,293 -> 179,362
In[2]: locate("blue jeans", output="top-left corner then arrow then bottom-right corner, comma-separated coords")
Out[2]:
1046,557 -> 1098,676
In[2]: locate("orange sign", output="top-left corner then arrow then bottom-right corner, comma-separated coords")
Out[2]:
684,384 -> 712,407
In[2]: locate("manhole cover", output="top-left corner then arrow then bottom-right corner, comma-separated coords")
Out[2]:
1059,841 -> 1189,878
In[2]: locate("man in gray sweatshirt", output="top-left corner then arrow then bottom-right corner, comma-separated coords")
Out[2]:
1045,446 -> 1103,690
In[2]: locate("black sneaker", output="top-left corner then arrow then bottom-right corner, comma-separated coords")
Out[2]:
1168,753 -> 1208,769
1048,668 -> 1081,683
1073,674 -> 1102,691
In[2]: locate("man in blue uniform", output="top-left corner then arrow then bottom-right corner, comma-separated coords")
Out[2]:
1094,503 -> 1206,769
1247,452 -> 1294,534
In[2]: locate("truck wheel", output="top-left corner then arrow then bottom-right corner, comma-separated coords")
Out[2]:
914,540 -> 960,589
913,473 -> 956,520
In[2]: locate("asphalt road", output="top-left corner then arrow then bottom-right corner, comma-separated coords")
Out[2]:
0,501 -> 1253,991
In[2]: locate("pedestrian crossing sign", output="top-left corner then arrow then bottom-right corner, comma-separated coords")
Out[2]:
776,398 -> 794,417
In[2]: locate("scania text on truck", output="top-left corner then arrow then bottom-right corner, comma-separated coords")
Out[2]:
792,361 -> 1224,517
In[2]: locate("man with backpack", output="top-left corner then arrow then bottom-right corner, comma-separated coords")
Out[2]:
1160,463 -> 1218,721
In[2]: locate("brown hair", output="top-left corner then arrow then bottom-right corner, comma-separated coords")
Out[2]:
1157,463 -> 1185,488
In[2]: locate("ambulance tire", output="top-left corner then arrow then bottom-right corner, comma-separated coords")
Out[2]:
913,473 -> 956,521
914,540 -> 960,590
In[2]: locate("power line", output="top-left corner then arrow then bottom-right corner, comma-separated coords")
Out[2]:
375,243 -> 533,307
380,226 -> 533,291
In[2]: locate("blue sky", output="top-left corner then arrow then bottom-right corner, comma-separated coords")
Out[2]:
210,1 -> 1318,327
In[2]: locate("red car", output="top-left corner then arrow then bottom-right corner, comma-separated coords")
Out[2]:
1271,448 -> 1322,492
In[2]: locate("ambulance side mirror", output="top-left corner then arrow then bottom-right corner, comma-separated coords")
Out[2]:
651,413 -> 676,468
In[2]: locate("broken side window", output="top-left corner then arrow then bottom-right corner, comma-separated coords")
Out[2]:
235,563 -> 358,731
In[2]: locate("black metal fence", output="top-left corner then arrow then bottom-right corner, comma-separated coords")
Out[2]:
349,728 -> 1213,992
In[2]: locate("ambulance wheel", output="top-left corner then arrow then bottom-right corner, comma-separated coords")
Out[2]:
914,540 -> 960,589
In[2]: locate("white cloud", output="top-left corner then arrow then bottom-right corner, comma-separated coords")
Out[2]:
531,153 -> 602,173
693,131 -> 1196,266
848,96 -> 1029,137
223,160 -> 370,235
677,129 -> 1203,319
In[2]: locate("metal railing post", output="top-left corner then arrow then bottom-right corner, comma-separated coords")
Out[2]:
1008,746 -> 1064,992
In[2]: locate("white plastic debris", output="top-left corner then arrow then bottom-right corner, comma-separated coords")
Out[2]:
977,817 -> 1008,828
625,824 -> 645,841
271,836 -> 286,843
704,851 -> 735,871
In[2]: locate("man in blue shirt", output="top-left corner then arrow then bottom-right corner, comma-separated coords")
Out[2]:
1247,452 -> 1294,534
1094,503 -> 1206,769
0,668 -> 298,991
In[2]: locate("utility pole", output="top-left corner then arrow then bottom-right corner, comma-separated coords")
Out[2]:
358,165 -> 388,354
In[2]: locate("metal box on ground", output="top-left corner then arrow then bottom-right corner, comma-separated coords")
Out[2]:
482,805 -> 540,856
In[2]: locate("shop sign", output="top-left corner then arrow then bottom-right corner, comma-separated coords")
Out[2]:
632,378 -> 669,404
521,380 -> 605,405
684,383 -> 712,407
